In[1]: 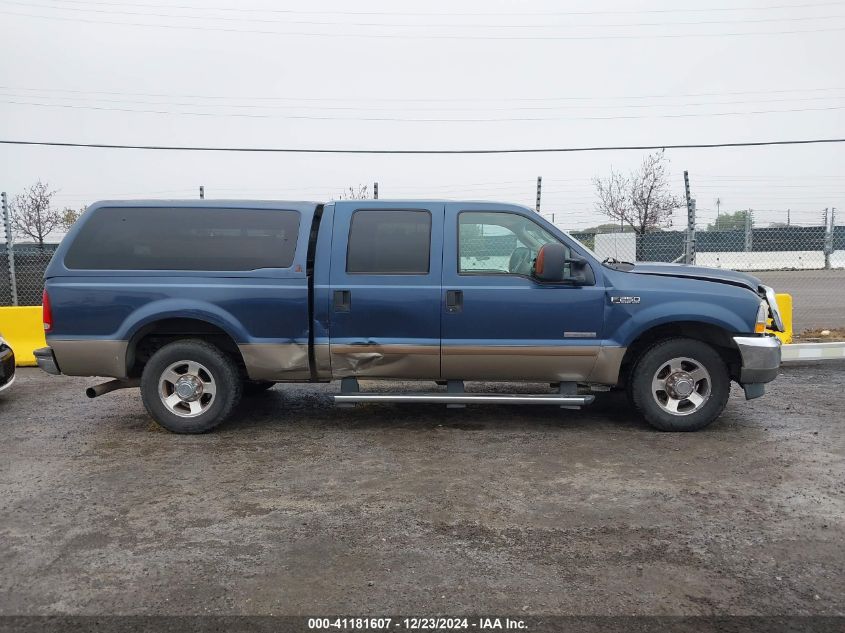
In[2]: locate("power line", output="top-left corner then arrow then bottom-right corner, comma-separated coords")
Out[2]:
2,85 -> 843,103
696,184 -> 845,188
2,90 -> 842,112
4,9 -> 845,39
6,1 -> 845,28
4,99 -> 844,120
696,174 -> 845,179
2,137 -> 844,155
35,0 -> 845,17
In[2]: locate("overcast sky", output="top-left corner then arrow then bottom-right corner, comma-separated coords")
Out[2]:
0,0 -> 843,232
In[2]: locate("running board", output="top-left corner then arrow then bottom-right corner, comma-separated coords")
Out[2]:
334,393 -> 595,407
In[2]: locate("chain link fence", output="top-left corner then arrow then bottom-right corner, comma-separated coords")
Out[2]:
1,189 -> 64,307
0,242 -> 59,308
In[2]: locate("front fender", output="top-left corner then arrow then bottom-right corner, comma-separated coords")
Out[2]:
609,299 -> 753,347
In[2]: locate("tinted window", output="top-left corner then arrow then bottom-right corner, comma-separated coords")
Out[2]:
65,207 -> 301,271
459,211 -> 567,276
346,209 -> 431,274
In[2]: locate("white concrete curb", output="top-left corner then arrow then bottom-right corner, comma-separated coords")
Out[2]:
782,342 -> 845,362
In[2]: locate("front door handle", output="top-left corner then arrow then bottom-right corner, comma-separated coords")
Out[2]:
334,290 -> 351,312
446,289 -> 463,313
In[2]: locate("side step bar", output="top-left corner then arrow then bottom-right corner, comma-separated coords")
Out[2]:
334,393 -> 595,406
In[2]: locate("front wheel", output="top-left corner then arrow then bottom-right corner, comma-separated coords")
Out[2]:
628,338 -> 730,432
141,339 -> 242,433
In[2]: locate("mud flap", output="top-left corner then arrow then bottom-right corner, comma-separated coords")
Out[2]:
742,383 -> 766,400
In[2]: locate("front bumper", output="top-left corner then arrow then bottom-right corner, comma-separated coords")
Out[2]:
734,335 -> 781,384
0,342 -> 15,392
34,346 -> 61,376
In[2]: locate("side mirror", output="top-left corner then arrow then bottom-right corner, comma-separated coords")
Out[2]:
566,255 -> 595,285
532,243 -> 567,282
532,243 -> 594,285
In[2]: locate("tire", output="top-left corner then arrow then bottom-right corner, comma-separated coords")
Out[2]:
628,338 -> 730,432
140,339 -> 242,434
243,380 -> 275,395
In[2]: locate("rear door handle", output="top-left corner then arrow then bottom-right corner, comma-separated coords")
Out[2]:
334,290 -> 351,312
446,290 -> 463,313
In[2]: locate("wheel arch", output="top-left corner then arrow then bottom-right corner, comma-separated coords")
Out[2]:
617,321 -> 742,387
125,317 -> 246,378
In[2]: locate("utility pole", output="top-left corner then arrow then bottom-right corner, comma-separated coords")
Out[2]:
535,176 -> 542,213
787,208 -> 791,226
373,182 -> 378,200
683,171 -> 696,264
199,185 -> 204,200
1,192 -> 17,306
823,207 -> 835,270
744,209 -> 754,252
715,197 -> 721,227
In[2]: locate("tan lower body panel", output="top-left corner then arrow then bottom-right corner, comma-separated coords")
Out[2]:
49,338 -> 626,385
330,344 -> 439,379
587,346 -> 627,385
51,339 -> 312,382
239,343 -> 311,381
442,345 -> 600,382
51,339 -> 129,378
313,343 -> 332,380
331,343 -> 626,383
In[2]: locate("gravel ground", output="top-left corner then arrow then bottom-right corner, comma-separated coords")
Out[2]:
0,365 -> 843,616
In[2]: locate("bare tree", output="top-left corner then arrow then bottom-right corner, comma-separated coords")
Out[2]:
593,169 -> 630,233
10,180 -> 61,249
60,206 -> 85,231
337,184 -> 371,200
629,151 -> 682,234
593,150 -> 682,236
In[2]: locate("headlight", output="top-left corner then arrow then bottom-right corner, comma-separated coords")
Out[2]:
759,285 -> 785,332
755,301 -> 768,334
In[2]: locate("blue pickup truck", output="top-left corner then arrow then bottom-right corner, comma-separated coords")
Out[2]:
34,200 -> 783,433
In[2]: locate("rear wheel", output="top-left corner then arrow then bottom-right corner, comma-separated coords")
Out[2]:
141,339 -> 242,433
628,338 -> 730,432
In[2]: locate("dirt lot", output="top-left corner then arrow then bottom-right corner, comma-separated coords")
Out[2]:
0,365 -> 843,617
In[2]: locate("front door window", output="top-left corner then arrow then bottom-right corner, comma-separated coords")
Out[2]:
458,211 -> 570,277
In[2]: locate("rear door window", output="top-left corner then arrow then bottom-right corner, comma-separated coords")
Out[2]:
346,209 -> 432,274
65,207 -> 301,271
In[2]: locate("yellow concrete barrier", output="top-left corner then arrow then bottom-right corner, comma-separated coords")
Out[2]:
0,306 -> 46,366
768,293 -> 793,345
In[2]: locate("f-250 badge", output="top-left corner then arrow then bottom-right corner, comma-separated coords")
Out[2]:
611,296 -> 641,304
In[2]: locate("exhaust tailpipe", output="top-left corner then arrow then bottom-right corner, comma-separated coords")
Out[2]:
86,379 -> 140,399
